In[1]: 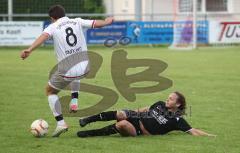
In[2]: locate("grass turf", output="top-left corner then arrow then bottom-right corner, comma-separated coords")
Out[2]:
0,46 -> 239,153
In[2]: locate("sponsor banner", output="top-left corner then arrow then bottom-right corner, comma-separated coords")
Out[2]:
87,21 -> 208,45
87,21 -> 127,44
209,21 -> 240,44
0,22 -> 43,46
127,21 -> 174,44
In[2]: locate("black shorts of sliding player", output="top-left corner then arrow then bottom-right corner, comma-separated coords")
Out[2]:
126,117 -> 143,136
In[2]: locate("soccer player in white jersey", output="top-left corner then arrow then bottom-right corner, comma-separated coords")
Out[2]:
20,5 -> 114,137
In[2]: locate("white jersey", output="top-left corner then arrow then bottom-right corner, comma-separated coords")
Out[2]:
43,16 -> 95,62
43,17 -> 95,78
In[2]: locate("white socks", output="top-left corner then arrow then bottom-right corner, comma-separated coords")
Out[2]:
48,94 -> 62,116
57,120 -> 66,126
48,94 -> 66,126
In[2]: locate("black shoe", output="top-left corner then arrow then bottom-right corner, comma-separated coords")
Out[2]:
77,131 -> 91,138
79,118 -> 89,127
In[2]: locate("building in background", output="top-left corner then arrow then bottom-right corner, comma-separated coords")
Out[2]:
104,0 -> 240,21
1,0 -> 239,21
1,0 -> 239,46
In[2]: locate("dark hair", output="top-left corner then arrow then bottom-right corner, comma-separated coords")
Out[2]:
48,5 -> 65,19
174,91 -> 186,115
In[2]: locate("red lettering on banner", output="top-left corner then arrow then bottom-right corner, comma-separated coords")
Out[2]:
219,22 -> 240,41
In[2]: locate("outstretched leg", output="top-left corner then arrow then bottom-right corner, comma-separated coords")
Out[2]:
77,120 -> 138,138
77,124 -> 119,137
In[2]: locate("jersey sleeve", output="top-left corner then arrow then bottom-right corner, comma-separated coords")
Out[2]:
76,18 -> 95,28
43,24 -> 54,37
176,118 -> 192,132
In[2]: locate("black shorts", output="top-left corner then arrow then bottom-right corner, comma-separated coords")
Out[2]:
123,110 -> 143,136
126,117 -> 143,135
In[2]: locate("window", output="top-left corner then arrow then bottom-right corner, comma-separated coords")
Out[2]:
179,0 -> 202,12
178,0 -> 229,13
206,0 -> 228,12
122,0 -> 129,12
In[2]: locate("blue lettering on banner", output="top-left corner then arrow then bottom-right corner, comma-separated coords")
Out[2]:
87,21 -> 127,44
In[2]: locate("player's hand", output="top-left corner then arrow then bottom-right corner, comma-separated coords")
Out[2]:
105,17 -> 114,25
20,49 -> 32,60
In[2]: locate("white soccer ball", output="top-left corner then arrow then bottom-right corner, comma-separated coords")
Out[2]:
30,119 -> 49,137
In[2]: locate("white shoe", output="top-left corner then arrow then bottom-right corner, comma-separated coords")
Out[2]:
52,124 -> 68,137
69,98 -> 78,113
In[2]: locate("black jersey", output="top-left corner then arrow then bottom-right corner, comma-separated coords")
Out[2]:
140,101 -> 192,135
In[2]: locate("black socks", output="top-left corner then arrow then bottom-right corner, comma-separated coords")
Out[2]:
86,111 -> 117,122
71,92 -> 78,99
78,112 -> 119,137
55,114 -> 63,121
79,111 -> 117,127
77,124 -> 119,137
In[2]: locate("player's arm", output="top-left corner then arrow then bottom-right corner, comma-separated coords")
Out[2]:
177,118 -> 216,137
94,17 -> 114,28
188,128 -> 216,137
135,107 -> 150,112
20,33 -> 49,60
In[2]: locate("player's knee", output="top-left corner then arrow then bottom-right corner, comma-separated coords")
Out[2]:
116,120 -> 129,130
116,120 -> 137,137
116,111 -> 127,121
45,85 -> 58,96
45,86 -> 50,96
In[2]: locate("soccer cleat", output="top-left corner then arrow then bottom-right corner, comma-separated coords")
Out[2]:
79,118 -> 89,127
52,124 -> 68,137
69,98 -> 78,113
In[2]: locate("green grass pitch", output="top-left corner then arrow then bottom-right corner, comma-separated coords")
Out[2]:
0,46 -> 239,153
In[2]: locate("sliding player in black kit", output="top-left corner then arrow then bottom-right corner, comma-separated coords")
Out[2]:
77,91 -> 216,137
